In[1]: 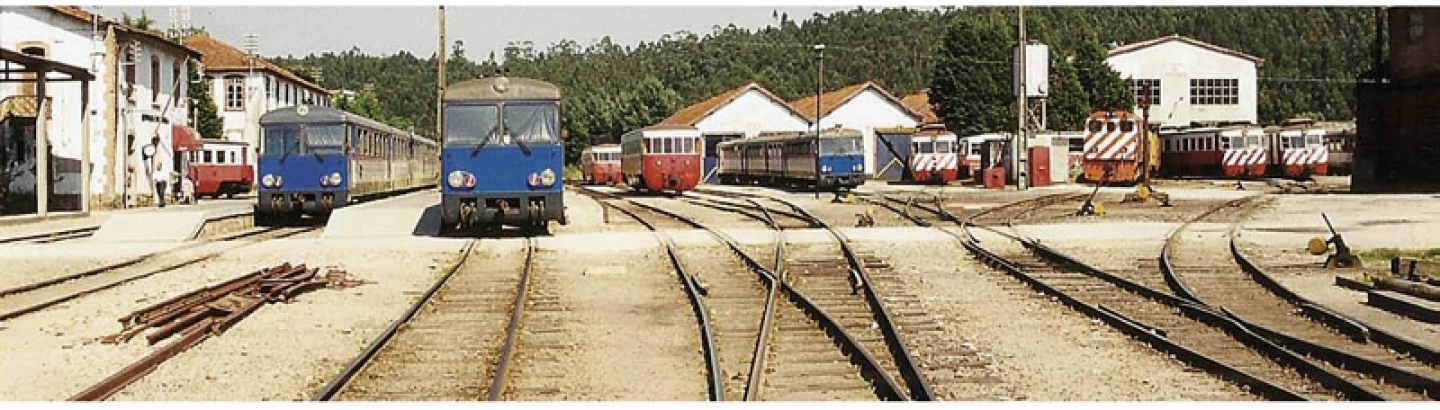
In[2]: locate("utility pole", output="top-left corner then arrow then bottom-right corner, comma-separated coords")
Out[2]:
1140,82 -> 1153,188
437,6 -> 446,145
814,44 -> 825,200
1015,6 -> 1027,190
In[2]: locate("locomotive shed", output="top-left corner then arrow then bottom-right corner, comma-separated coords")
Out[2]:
1,182 -> 1438,401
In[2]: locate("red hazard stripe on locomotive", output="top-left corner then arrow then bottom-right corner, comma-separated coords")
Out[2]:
1223,148 -> 1267,167
910,153 -> 957,172
1283,148 -> 1328,166
1083,122 -> 1139,161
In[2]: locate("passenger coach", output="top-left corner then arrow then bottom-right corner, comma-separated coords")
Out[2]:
256,105 -> 437,224
185,139 -> 253,199
717,127 -> 865,191
580,144 -> 622,185
440,76 -> 566,230
909,126 -> 959,184
620,125 -> 702,193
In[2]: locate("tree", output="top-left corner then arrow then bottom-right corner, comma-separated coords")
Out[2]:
120,10 -> 155,31
1072,26 -> 1136,113
929,13 -> 1014,135
188,58 -> 223,140
1047,55 -> 1088,130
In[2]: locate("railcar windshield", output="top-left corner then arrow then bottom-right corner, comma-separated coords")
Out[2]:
1305,134 -> 1322,147
936,141 -> 955,154
821,137 -> 862,156
444,104 -> 500,146
1245,135 -> 1262,148
306,124 -> 346,155
505,104 -> 560,143
262,125 -> 299,156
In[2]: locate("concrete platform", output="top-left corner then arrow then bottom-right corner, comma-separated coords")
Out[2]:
91,210 -> 208,242
322,190 -> 440,239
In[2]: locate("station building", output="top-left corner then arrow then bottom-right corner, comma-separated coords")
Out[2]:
1106,34 -> 1265,127
1,6 -> 199,214
182,34 -> 329,157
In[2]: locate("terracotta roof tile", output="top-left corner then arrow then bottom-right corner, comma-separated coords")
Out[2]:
660,82 -> 807,126
1108,34 -> 1264,67
900,90 -> 940,124
789,81 -> 923,122
184,33 -> 328,94
44,6 -> 197,58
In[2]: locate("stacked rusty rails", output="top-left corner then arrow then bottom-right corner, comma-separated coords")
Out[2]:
588,189 -> 907,401
951,197 -> 1361,401
565,187 -> 723,400
71,263 -> 361,401
0,226 -> 320,321
1165,198 -> 1440,400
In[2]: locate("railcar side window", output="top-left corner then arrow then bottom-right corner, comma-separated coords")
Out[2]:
1305,134 -> 1321,147
1246,135 -> 1261,148
1221,136 -> 1232,150
505,104 -> 560,143
682,138 -> 695,154
444,105 -> 500,145
937,141 -> 954,154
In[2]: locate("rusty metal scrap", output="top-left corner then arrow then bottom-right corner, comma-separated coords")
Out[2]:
75,263 -> 363,401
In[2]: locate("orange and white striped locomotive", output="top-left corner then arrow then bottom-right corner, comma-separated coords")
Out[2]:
908,125 -> 960,184
1080,110 -> 1159,184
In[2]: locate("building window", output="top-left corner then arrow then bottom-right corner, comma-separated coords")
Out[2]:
224,76 -> 245,110
151,56 -> 161,103
265,77 -> 272,99
1410,11 -> 1425,44
1189,78 -> 1238,105
1130,79 -> 1161,106
172,63 -> 182,107
124,54 -> 137,100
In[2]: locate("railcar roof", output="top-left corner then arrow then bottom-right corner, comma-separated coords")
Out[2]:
260,105 -> 410,137
444,76 -> 560,101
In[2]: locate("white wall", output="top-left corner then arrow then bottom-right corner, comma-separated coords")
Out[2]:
817,89 -> 920,175
210,70 -> 326,156
118,35 -> 191,198
1,7 -> 108,198
1107,40 -> 1259,127
695,89 -> 810,138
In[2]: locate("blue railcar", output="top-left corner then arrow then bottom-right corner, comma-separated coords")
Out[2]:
440,76 -> 566,230
716,127 -> 866,191
256,105 -> 437,223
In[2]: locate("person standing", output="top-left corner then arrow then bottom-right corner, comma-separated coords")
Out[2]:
154,162 -> 170,208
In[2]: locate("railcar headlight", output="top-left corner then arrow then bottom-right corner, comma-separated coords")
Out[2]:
262,174 -> 276,188
527,172 -> 540,187
321,175 -> 331,186
448,171 -> 475,189
275,176 -> 283,187
330,172 -> 343,186
852,164 -> 863,172
821,165 -> 833,173
539,169 -> 556,187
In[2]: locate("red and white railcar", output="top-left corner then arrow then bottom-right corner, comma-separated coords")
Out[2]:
620,124 -> 702,192
958,133 -> 1007,178
1267,119 -> 1328,179
580,143 -> 622,185
185,139 -> 253,198
1160,125 -> 1268,178
909,126 -> 959,184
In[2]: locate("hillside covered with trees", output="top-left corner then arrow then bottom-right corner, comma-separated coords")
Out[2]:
271,6 -> 1379,164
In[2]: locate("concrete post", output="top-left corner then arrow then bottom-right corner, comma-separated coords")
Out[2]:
35,69 -> 50,217
81,79 -> 91,213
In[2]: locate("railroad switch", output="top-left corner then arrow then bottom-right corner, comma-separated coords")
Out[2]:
1309,213 -> 1362,269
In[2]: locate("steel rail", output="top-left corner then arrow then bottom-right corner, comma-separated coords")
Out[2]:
0,226 -> 319,321
592,189 -> 909,401
0,213 -> 271,298
486,237 -> 538,401
0,226 -> 98,244
742,197 -> 783,401
1162,197 -> 1440,399
763,195 -> 935,401
310,239 -> 479,401
970,195 -> 1386,401
573,187 -> 725,401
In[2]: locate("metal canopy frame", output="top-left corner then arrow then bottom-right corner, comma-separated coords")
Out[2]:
2,47 -> 95,217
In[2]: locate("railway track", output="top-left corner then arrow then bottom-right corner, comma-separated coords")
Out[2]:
882,193 -> 1384,400
0,225 -> 319,322
578,187 -> 925,400
1164,197 -> 1440,400
315,238 -> 536,400
0,226 -> 100,244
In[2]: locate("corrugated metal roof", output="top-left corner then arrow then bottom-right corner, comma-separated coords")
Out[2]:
789,81 -> 923,122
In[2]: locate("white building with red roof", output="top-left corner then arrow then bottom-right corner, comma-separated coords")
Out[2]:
1106,34 -> 1265,127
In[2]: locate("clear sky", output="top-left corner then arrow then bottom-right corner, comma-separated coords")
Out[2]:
95,4 -> 869,61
